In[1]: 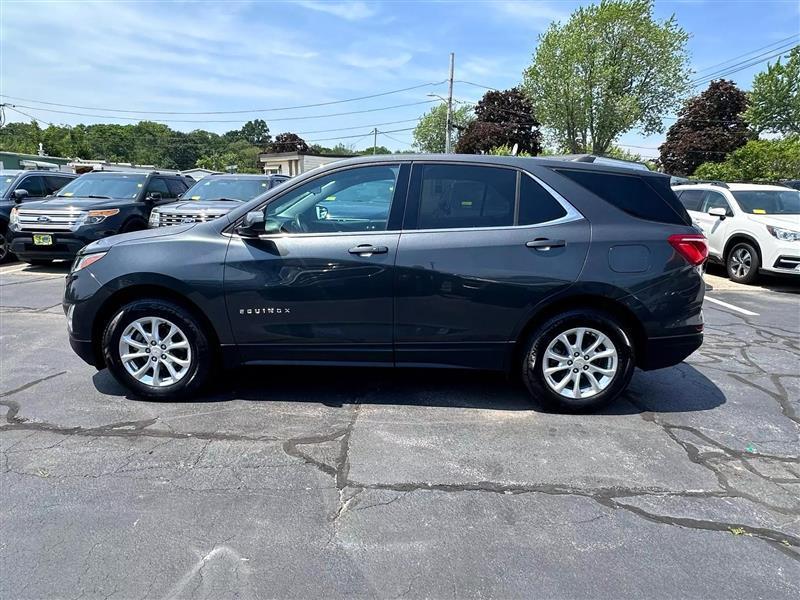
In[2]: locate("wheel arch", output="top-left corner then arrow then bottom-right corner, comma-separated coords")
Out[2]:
723,233 -> 762,262
510,293 -> 647,374
91,283 -> 222,368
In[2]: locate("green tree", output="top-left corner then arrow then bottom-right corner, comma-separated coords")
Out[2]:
523,0 -> 690,154
693,136 -> 800,181
744,46 -> 800,136
412,103 -> 474,153
357,145 -> 392,155
659,80 -> 751,176
238,119 -> 272,148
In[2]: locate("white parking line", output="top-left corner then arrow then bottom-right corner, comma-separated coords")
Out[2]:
704,296 -> 759,316
0,264 -> 30,275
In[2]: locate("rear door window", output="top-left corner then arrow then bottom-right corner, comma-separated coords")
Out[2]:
677,189 -> 706,212
518,175 -> 567,225
415,164 -> 516,230
555,169 -> 690,225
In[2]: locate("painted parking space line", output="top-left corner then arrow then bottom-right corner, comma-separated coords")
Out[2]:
704,296 -> 760,317
0,264 -> 30,275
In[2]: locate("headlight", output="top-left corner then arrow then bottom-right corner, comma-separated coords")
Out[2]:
75,209 -> 120,228
148,209 -> 160,227
72,252 -> 107,272
9,207 -> 19,226
767,225 -> 800,242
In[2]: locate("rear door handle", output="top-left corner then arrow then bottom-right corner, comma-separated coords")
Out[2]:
349,244 -> 389,256
526,238 -> 566,250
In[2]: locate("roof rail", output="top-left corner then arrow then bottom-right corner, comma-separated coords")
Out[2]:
689,179 -> 729,188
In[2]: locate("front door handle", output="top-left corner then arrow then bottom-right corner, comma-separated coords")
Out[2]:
526,238 -> 566,250
349,244 -> 389,256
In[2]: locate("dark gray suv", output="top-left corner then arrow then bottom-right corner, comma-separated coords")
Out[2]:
63,155 -> 707,411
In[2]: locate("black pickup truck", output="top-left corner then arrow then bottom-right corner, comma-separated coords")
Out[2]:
8,170 -> 191,264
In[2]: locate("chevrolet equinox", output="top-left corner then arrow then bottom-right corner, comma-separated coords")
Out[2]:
63,155 -> 707,411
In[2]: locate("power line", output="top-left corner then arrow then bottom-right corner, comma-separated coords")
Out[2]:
691,43 -> 798,87
380,131 -> 413,146
306,127 -> 416,143
4,105 -> 55,127
0,81 -> 447,116
6,100 -> 438,124
691,33 -> 799,77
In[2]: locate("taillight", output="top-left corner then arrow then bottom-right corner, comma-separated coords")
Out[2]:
668,234 -> 708,266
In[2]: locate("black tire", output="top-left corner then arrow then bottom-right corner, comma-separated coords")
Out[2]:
102,299 -> 213,401
521,309 -> 636,413
0,225 -> 12,263
726,241 -> 760,284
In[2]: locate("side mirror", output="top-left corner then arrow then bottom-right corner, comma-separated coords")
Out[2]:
708,207 -> 727,219
13,189 -> 29,203
145,192 -> 162,202
236,210 -> 278,238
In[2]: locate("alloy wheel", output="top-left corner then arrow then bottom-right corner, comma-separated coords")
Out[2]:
540,327 -> 618,400
730,247 -> 751,279
0,231 -> 8,262
118,317 -> 192,387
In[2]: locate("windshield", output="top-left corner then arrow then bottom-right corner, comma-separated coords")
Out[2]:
732,190 -> 800,215
56,174 -> 146,199
0,175 -> 16,197
184,177 -> 273,202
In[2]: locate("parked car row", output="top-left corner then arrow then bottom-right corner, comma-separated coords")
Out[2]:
63,154 -> 708,411
4,171 -> 291,263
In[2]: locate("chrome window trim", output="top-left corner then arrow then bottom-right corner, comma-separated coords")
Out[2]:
225,163 -> 585,240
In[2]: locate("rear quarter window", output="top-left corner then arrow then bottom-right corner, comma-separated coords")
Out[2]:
555,169 -> 691,225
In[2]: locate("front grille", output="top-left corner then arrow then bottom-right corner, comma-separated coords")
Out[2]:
155,212 -> 224,227
17,209 -> 82,231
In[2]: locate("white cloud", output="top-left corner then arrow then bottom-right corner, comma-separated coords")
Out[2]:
294,0 -> 378,21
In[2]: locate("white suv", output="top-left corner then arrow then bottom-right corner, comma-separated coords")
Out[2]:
673,182 -> 800,284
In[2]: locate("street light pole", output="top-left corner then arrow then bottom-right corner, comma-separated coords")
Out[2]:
372,127 -> 378,155
445,52 -> 454,154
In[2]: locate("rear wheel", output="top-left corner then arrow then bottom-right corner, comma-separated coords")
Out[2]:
102,299 -> 212,400
726,241 -> 760,284
522,309 -> 635,412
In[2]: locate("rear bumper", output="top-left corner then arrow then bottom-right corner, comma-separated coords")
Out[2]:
639,332 -> 703,370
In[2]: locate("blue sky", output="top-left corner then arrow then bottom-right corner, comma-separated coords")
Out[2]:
1,0 -> 799,158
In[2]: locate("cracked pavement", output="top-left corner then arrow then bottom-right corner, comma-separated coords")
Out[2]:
1,263 -> 798,599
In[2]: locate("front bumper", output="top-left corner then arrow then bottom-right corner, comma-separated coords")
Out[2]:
9,230 -> 103,260
639,332 -> 703,370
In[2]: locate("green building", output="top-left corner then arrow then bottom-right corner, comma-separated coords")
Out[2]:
0,150 -> 72,171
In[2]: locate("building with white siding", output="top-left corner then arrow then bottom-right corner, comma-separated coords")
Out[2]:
257,151 -> 353,176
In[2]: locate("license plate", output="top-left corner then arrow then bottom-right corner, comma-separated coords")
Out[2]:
33,234 -> 53,246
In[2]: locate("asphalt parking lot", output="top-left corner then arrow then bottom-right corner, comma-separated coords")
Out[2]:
1,260 -> 798,599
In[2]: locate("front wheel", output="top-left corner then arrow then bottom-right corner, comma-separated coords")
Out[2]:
0,227 -> 12,263
726,242 -> 760,284
522,310 -> 636,412
102,299 -> 212,400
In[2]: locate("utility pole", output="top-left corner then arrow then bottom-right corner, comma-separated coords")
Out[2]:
372,127 -> 378,155
445,52 -> 454,154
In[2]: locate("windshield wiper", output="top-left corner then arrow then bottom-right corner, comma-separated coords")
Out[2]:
84,194 -> 113,199
204,197 -> 242,202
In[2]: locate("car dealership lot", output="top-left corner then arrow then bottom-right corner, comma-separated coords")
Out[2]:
1,262 -> 798,598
